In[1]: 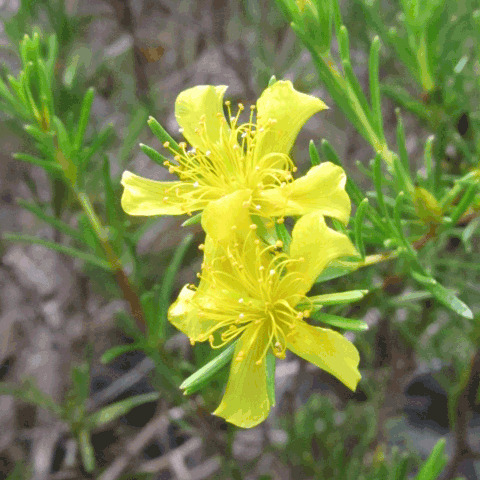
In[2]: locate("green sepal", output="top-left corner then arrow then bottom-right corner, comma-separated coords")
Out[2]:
140,143 -> 169,166
312,312 -> 369,331
182,213 -> 202,227
302,290 -> 368,310
266,351 -> 276,407
147,116 -> 181,154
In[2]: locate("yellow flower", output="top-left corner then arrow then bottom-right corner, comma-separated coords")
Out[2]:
121,80 -> 351,230
168,204 -> 361,428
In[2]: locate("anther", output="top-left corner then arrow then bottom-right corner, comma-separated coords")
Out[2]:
231,225 -> 237,231
255,205 -> 261,210
179,128 -> 184,133
269,269 -> 275,276
238,298 -> 244,303
205,150 -> 211,156
275,240 -> 283,248
193,181 -> 199,187
198,244 -> 205,251
163,141 -> 170,148
277,217 -> 285,224
239,313 -> 244,319
250,224 -> 257,230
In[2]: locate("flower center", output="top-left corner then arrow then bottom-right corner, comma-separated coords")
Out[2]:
193,234 -> 308,363
160,103 -> 296,215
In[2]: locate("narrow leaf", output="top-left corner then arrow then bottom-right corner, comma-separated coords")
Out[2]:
181,342 -> 237,395
78,430 -> 95,473
90,392 -> 159,428
3,233 -> 111,271
369,36 -> 383,139
74,87 -> 94,152
415,438 -> 447,480
100,343 -> 144,364
13,153 -> 62,173
411,271 -> 473,319
17,199 -> 83,241
354,198 -> 369,259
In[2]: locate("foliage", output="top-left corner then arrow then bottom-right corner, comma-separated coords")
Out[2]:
0,0 -> 479,478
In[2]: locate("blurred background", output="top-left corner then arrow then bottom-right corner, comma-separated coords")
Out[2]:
0,0 -> 479,479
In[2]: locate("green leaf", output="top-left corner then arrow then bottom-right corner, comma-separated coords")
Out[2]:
148,116 -> 181,154
3,233 -> 111,271
101,343 -> 144,364
74,87 -> 94,152
266,351 -> 276,407
369,36 -> 384,140
17,199 -> 83,241
354,198 -> 369,260
71,362 -> 90,404
102,156 -> 122,235
395,109 -> 411,173
181,342 -> 237,395
304,290 -> 368,309
0,380 -> 61,416
312,312 -> 369,331
411,271 -> 473,319
89,392 -> 159,428
449,183 -> 477,226
414,438 -> 447,480
78,429 -> 95,473
13,152 -> 62,173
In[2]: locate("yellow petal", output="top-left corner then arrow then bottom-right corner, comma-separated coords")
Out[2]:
254,80 -> 327,161
287,322 -> 361,391
121,171 -> 195,216
289,212 -> 357,294
175,85 -> 229,151
168,285 -> 217,341
213,324 -> 271,428
201,189 -> 253,243
258,162 -> 351,223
